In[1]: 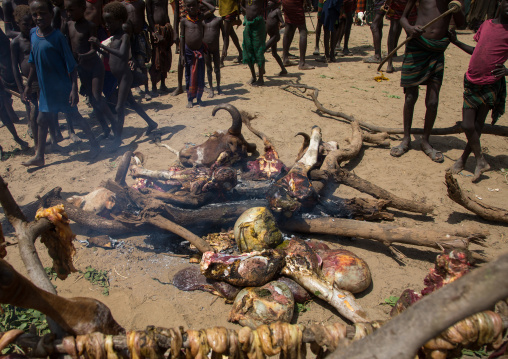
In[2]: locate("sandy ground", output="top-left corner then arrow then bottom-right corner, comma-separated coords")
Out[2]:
1,14 -> 508,344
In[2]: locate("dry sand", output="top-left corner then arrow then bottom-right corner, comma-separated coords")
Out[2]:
1,16 -> 507,339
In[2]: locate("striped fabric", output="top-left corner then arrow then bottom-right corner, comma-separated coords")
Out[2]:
400,36 -> 450,88
356,0 -> 365,13
463,75 -> 506,125
317,0 -> 326,20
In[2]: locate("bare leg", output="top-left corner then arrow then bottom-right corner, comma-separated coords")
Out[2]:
22,111 -> 50,167
247,63 -> 257,85
271,42 -> 287,75
282,23 -> 297,65
212,50 -> 222,94
390,86 -> 418,157
0,102 -> 29,149
205,52 -> 214,97
386,19 -> 402,73
251,63 -> 264,86
342,12 -> 353,55
221,19 -> 243,66
297,24 -> 314,70
314,20 -> 322,55
67,109 -> 101,159
366,11 -> 384,62
126,91 -> 158,135
449,106 -> 490,181
172,59 -> 184,96
419,81 -> 444,162
323,29 -> 330,60
91,75 -> 119,138
330,26 -> 340,62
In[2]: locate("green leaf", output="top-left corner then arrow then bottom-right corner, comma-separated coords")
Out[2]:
383,296 -> 399,307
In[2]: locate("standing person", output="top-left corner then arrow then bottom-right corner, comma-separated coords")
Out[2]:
385,0 -> 417,72
2,0 -> 28,38
89,1 -> 158,148
337,0 -> 355,56
219,0 -> 243,67
281,0 -> 314,70
147,0 -> 173,94
171,0 -> 186,96
241,0 -> 266,85
64,0 -> 119,140
389,0 -> 464,163
11,5 -> 39,141
0,81 -> 29,151
313,0 -> 324,55
179,0 -> 208,107
316,0 -> 342,62
22,0 -> 101,167
201,0 -> 224,97
265,0 -> 287,75
123,0 -> 151,100
447,2 -> 508,182
363,0 -> 387,63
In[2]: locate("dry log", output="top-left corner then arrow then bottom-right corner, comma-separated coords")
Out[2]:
446,172 -> 508,223
281,84 -> 508,137
281,217 -> 486,260
321,120 -> 363,171
331,251 -> 508,359
334,168 -> 434,215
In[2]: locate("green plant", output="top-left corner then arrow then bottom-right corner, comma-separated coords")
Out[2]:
461,346 -> 490,357
296,301 -> 311,313
44,267 -> 58,281
0,305 -> 50,354
382,296 -> 399,307
500,168 -> 508,184
82,266 -> 110,296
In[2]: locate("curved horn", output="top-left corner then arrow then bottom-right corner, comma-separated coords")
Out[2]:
212,104 -> 242,136
295,132 -> 310,162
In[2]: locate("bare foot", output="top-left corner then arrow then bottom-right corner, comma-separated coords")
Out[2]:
49,143 -> 68,154
251,79 -> 264,86
172,87 -> 184,96
472,157 -> 490,182
109,137 -> 122,152
386,64 -> 395,73
283,60 -> 298,67
22,156 -> 45,167
146,122 -> 158,135
447,159 -> 464,174
187,101 -> 193,108
247,77 -> 257,85
298,63 -> 315,70
160,84 -> 170,93
196,100 -> 205,107
279,69 -> 288,75
69,133 -> 82,143
217,88 -> 222,95
16,138 -> 30,150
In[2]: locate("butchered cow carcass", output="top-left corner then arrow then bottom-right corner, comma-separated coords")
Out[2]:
179,104 -> 257,167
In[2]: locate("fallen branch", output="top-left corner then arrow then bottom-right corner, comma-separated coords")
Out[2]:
334,168 -> 434,215
446,172 -> 508,223
321,120 -> 363,171
281,217 -> 486,261
331,251 -> 508,359
281,84 -> 508,137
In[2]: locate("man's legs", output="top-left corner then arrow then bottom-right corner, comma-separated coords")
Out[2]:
386,19 -> 402,73
342,11 -> 354,55
420,81 -> 444,162
449,105 -> 491,181
282,23 -> 297,65
221,19 -> 243,66
314,19 -> 322,55
172,58 -> 184,96
297,24 -> 314,70
390,85 -> 418,157
22,111 -> 50,167
365,11 -> 384,62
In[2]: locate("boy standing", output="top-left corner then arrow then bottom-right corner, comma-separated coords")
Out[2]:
265,0 -> 287,75
390,0 -> 464,163
180,0 -> 207,107
448,0 -> 508,182
201,0 -> 224,97
242,0 -> 266,85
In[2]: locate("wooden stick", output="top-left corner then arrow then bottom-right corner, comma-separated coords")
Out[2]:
331,251 -> 508,359
445,172 -> 508,223
281,84 -> 508,137
377,0 -> 462,72
333,168 -> 434,215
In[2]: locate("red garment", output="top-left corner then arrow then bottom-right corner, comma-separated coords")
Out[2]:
282,0 -> 305,25
466,20 -> 508,85
355,0 -> 365,13
385,0 -> 417,22
342,0 -> 356,14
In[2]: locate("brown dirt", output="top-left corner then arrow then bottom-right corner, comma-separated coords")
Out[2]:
1,17 -> 507,336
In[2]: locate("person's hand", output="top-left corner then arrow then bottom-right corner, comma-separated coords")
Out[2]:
407,25 -> 424,38
448,29 -> 457,44
22,86 -> 30,103
89,36 -> 100,47
280,22 -> 285,28
128,60 -> 136,71
69,88 -> 79,107
492,64 -> 508,78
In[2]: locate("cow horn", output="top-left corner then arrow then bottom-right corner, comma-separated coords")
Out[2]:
295,132 -> 310,162
212,104 -> 242,136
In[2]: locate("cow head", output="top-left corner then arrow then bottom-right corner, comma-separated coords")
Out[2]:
179,104 -> 257,167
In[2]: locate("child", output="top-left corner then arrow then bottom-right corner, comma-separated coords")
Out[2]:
0,81 -> 29,151
241,0 -> 266,86
64,0 -> 119,140
265,0 -> 287,75
447,1 -> 508,182
10,4 -> 39,142
180,0 -> 207,107
389,0 -> 464,163
201,0 -> 224,97
89,1 -> 158,148
316,0 -> 342,63
146,0 -> 173,94
22,0 -> 100,167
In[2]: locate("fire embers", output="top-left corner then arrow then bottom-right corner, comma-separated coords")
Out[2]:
200,250 -> 285,287
233,207 -> 283,253
243,147 -> 288,181
229,281 -> 295,328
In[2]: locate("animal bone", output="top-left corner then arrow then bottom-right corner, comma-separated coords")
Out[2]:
179,104 -> 256,167
67,188 -> 116,215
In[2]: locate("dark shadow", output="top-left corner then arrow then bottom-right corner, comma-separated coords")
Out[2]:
137,100 -> 173,112
200,95 -> 250,107
447,211 -> 508,228
214,82 -> 250,96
